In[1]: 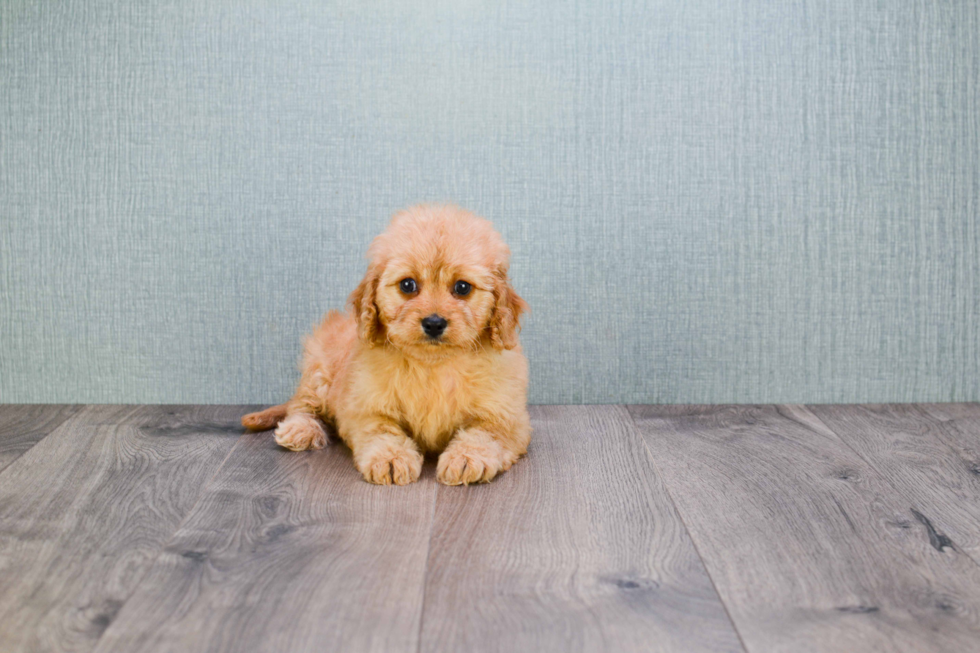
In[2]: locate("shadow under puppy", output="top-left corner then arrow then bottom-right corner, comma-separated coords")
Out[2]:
242,205 -> 531,486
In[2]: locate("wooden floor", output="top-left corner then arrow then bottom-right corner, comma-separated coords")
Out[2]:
1,405 -> 979,652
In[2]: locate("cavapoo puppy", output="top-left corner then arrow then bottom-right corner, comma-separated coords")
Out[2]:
242,205 -> 530,486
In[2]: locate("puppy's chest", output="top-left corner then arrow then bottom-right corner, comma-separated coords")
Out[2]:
394,364 -> 477,450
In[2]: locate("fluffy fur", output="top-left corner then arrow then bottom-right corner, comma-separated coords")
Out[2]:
242,205 -> 530,486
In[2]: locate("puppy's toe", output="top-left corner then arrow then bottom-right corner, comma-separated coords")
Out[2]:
358,444 -> 423,486
437,442 -> 503,486
274,414 -> 327,451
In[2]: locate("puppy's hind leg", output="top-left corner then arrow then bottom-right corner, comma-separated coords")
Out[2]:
274,411 -> 328,451
272,385 -> 330,451
263,309 -> 354,451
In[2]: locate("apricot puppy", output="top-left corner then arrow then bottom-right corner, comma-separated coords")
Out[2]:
242,205 -> 530,486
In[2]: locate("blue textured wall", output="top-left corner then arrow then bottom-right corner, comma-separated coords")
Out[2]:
1,1 -> 978,404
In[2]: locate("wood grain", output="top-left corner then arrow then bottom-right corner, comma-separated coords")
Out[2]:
7,403 -> 980,652
0,405 -> 245,653
917,403 -> 980,422
917,408 -> 980,476
629,404 -> 980,653
94,427 -> 437,653
807,404 -> 980,561
419,405 -> 744,653
914,407 -> 980,479
0,404 -> 82,473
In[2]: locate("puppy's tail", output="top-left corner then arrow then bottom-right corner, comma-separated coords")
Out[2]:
242,403 -> 289,431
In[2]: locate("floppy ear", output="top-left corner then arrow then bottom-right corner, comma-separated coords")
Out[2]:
347,265 -> 385,345
489,272 -> 529,350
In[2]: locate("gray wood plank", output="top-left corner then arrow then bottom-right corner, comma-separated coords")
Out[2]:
419,405 -> 744,653
914,406 -> 980,475
94,426 -> 437,653
917,403 -> 980,422
917,407 -> 980,471
0,405 -> 245,653
66,404 -> 241,428
807,404 -> 980,561
629,404 -> 980,653
0,404 -> 82,473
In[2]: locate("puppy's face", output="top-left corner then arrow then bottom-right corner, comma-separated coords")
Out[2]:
349,206 -> 527,355
375,258 -> 496,351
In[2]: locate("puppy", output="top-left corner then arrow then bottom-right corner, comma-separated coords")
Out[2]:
242,205 -> 530,486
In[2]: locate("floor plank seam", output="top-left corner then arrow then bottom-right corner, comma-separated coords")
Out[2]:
413,482 -> 440,653
622,406 -> 752,653
0,405 -> 84,477
799,405 -> 980,572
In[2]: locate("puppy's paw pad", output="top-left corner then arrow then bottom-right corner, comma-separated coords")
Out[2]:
274,415 -> 326,451
437,443 -> 503,486
359,446 -> 423,486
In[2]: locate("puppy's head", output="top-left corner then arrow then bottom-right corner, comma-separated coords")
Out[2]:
348,205 -> 528,355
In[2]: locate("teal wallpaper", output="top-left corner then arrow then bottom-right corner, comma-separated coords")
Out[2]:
1,1 -> 978,404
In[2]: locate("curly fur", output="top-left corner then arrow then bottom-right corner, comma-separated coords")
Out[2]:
242,205 -> 530,486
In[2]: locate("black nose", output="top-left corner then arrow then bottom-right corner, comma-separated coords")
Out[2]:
421,314 -> 448,338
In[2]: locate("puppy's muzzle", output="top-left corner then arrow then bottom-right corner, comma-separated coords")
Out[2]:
421,314 -> 448,339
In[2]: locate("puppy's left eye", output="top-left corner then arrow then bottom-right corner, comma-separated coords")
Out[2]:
453,280 -> 472,296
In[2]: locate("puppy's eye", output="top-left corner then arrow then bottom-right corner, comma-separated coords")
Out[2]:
453,280 -> 472,296
399,278 -> 418,294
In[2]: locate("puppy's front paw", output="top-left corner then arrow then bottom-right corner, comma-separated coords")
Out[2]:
437,438 -> 506,486
274,414 -> 327,451
356,442 -> 423,486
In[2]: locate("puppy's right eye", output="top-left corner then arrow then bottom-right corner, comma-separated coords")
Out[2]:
399,278 -> 418,294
